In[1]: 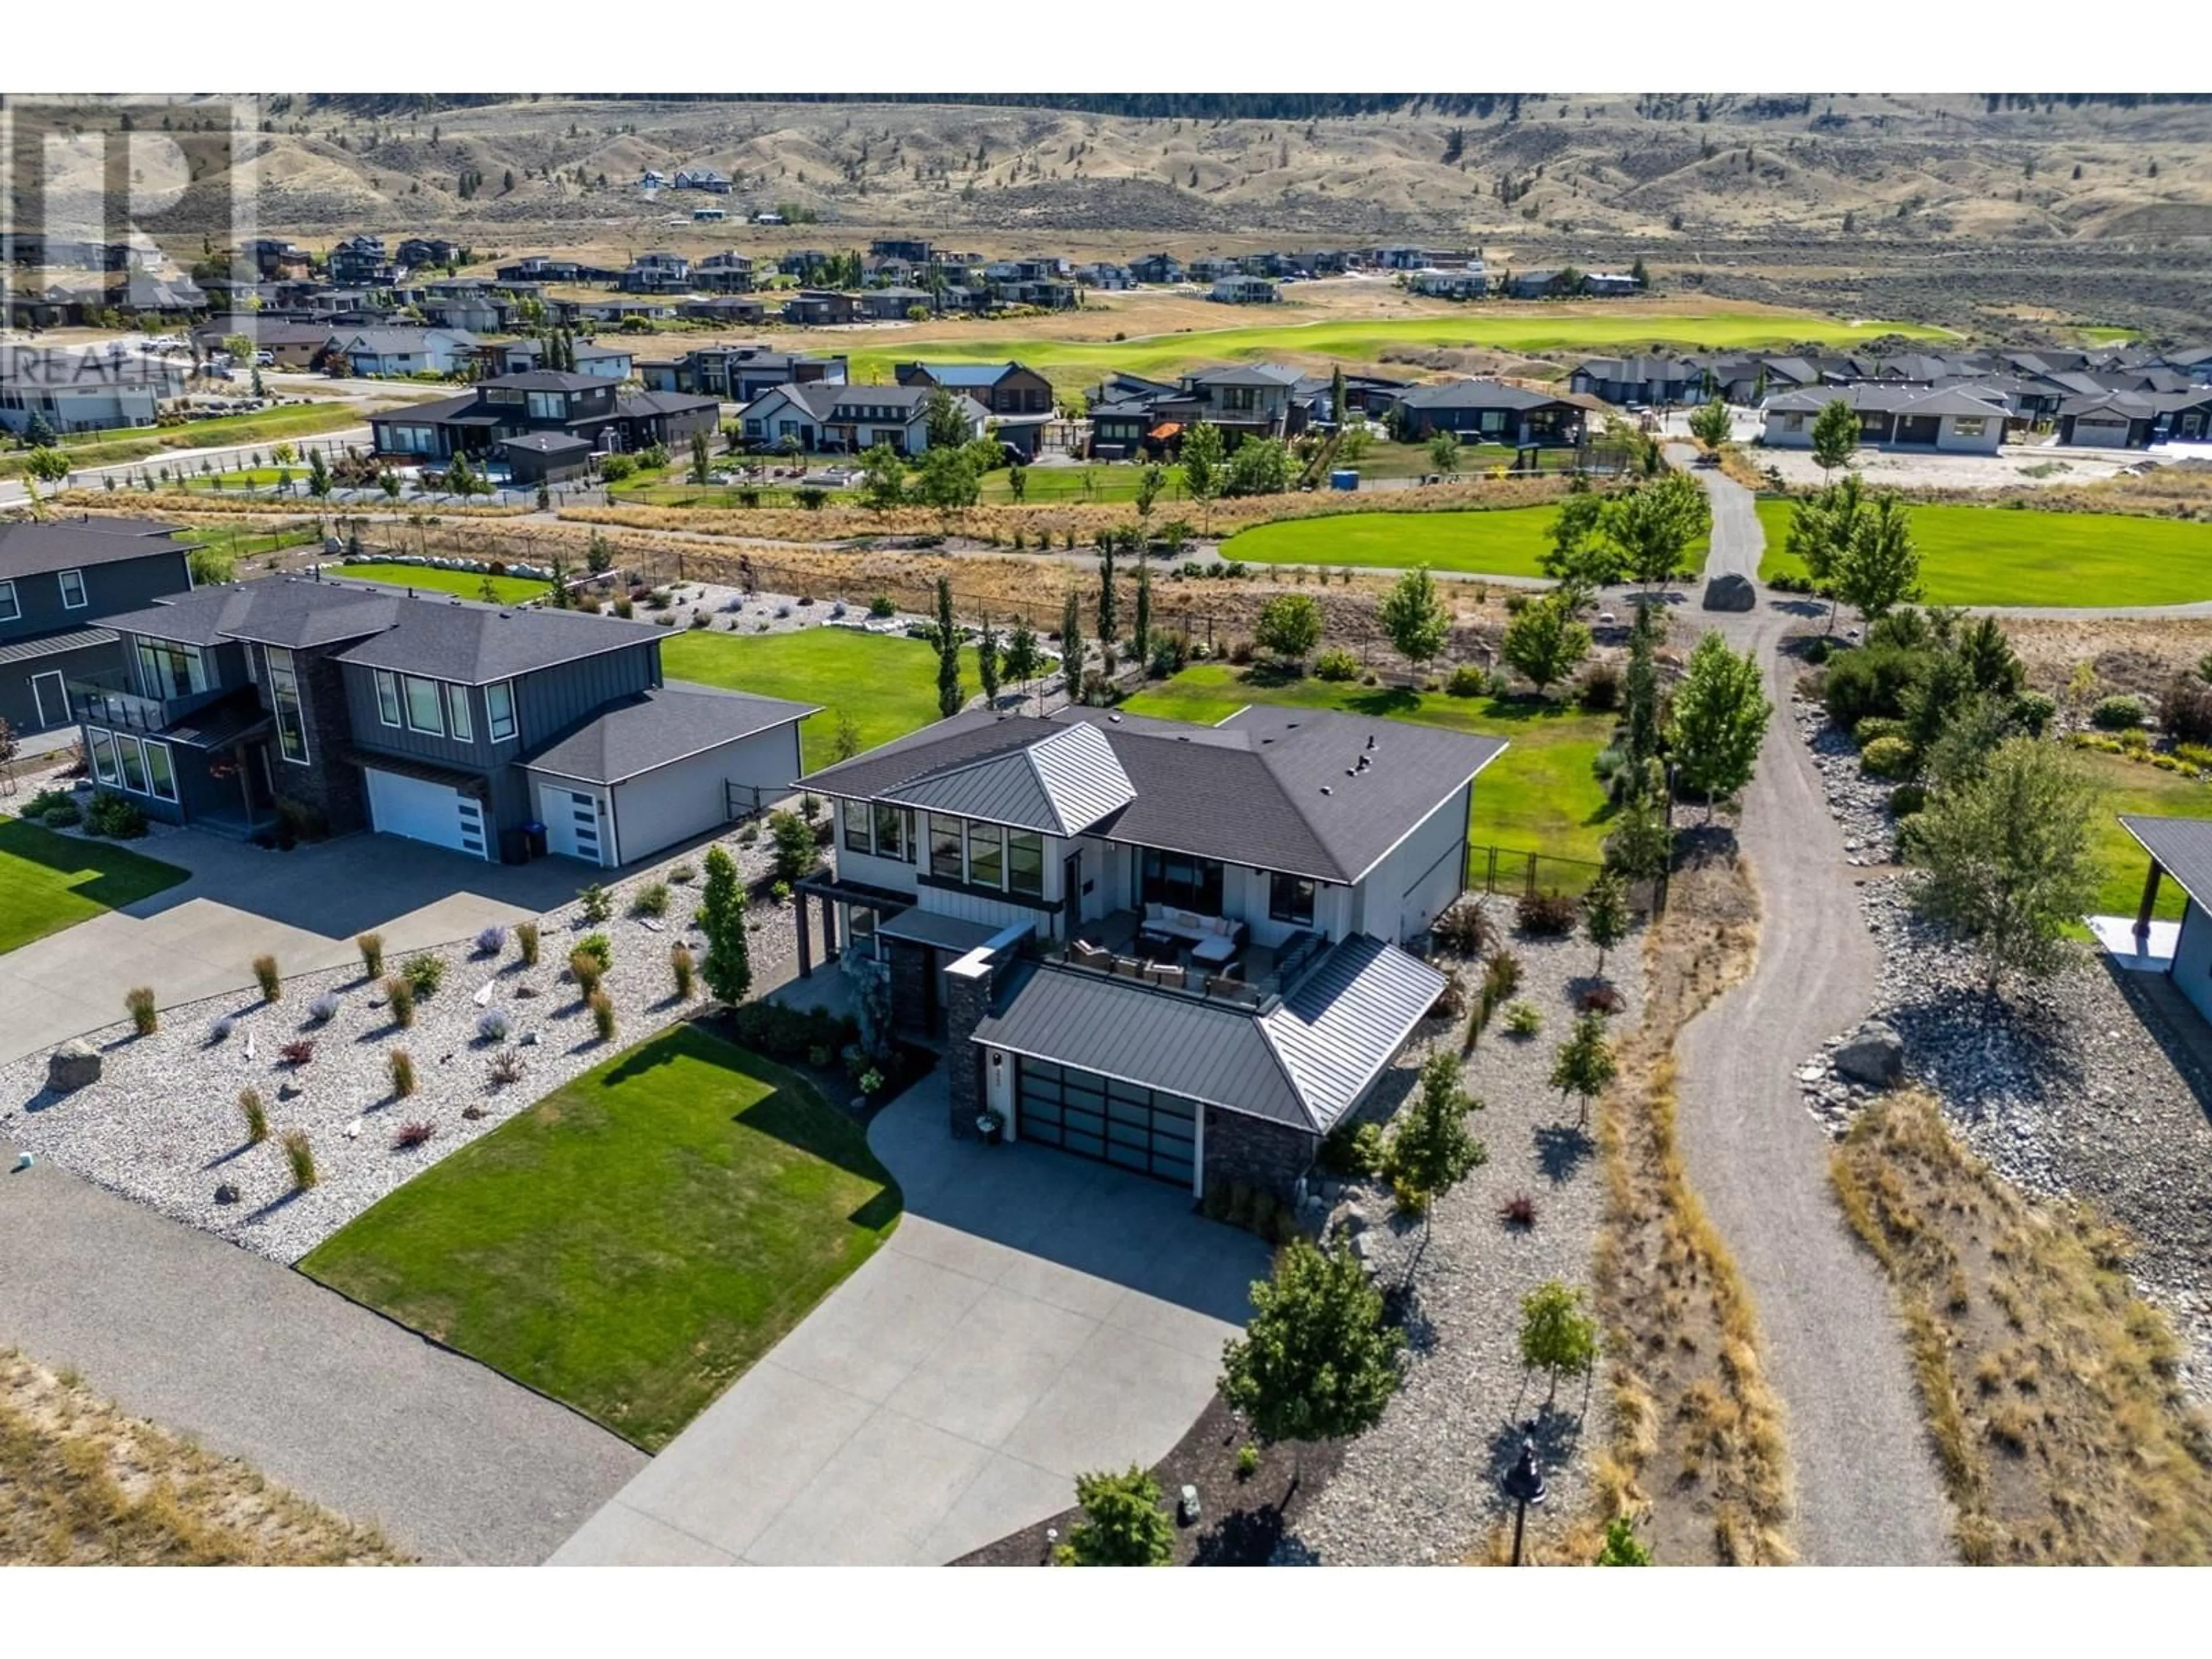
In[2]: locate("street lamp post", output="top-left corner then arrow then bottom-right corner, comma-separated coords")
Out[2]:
1502,1426 -> 1547,1566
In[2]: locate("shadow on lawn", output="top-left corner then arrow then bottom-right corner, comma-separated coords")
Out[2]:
0,817 -> 186,912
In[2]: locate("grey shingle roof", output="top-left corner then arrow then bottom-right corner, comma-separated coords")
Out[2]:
0,518 -> 199,581
103,579 -> 400,649
2120,815 -> 2212,911
1391,379 -> 1573,412
521,682 -> 815,785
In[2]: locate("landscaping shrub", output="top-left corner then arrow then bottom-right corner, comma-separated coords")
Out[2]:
588,988 -> 618,1043
574,932 -> 612,969
401,953 -> 445,997
1853,715 -> 1910,747
721,1000 -> 860,1063
869,594 -> 896,618
238,1087 -> 267,1145
514,921 -> 539,966
251,953 -> 282,1002
1576,983 -> 1626,1016
1236,1444 -> 1261,1480
1516,891 -> 1579,937
2160,675 -> 2212,744
488,1051 -> 524,1086
1577,661 -> 1622,713
84,790 -> 147,838
1431,897 -> 1495,959
631,881 -> 671,918
671,942 -> 696,999
279,1038 -> 314,1066
2092,694 -> 2147,731
1499,1192 -> 1539,1229
24,786 -> 71,819
356,931 -> 384,979
1890,782 -> 1928,818
569,949 -> 604,997
308,991 -> 340,1025
1318,1119 -> 1387,1179
1314,646 -> 1359,682
1446,664 -> 1490,698
207,1014 -> 234,1045
2012,690 -> 2058,738
475,924 -> 506,956
388,1047 -> 416,1099
1859,734 -> 1916,780
281,1130 -> 317,1191
476,1009 -> 510,1043
578,882 -> 613,923
392,1120 -> 436,1150
1799,636 -> 1835,665
33,794 -> 81,827
670,862 -> 698,884
1505,1001 -> 1543,1037
1822,645 -> 1933,731
768,810 -> 818,883
124,986 -> 157,1037
384,975 -> 415,1028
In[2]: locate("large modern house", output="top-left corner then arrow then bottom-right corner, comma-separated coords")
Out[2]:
794,704 -> 1500,1199
72,575 -> 811,862
1378,380 -> 1592,448
368,370 -> 718,465
1759,384 -> 2008,453
0,518 -> 199,738
736,382 -> 988,456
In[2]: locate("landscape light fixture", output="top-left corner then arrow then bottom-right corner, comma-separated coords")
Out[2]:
1502,1426 -> 1547,1566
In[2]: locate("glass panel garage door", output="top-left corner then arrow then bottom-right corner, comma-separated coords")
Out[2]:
1016,1057 -> 1196,1187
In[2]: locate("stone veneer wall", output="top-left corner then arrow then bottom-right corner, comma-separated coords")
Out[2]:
275,647 -> 370,836
1203,1106 -> 1319,1203
942,952 -> 997,1139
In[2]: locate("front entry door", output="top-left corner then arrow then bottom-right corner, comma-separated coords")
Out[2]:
28,669 -> 67,729
1062,850 -> 1083,931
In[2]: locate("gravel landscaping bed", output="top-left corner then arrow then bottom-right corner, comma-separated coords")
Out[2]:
0,825 -> 815,1266
1787,697 -> 2212,1403
1274,922 -> 1633,1566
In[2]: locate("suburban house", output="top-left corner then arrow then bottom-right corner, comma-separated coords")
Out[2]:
1380,380 -> 1590,448
1083,364 -> 1319,459
1760,384 -> 2008,453
2056,389 -> 2212,448
367,370 -> 718,462
895,361 -> 1055,456
783,290 -> 860,326
858,287 -> 933,321
1209,275 -> 1279,305
694,252 -> 756,293
74,575 -> 812,862
0,344 -> 185,435
871,238 -> 934,265
672,169 -> 730,193
192,320 -> 336,370
639,346 -> 846,400
1130,253 -> 1184,285
1569,355 -> 1703,406
396,237 -> 461,272
679,296 -> 768,327
335,327 -> 484,378
476,338 -> 635,381
2120,816 -> 2212,1032
1077,263 -> 1136,291
1407,267 -> 1489,300
0,519 -> 199,739
243,238 -> 313,281
621,252 -> 692,294
737,381 -> 987,455
327,236 -> 396,287
792,704 -> 1498,1198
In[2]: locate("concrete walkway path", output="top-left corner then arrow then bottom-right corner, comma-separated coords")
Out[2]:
553,1077 -> 1267,1566
1672,463 -> 1956,1565
0,1153 -> 643,1563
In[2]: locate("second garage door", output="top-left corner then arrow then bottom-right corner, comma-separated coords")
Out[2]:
1014,1056 -> 1197,1187
365,767 -> 487,859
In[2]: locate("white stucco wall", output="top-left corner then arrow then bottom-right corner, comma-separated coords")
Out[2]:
2173,896 -> 2212,1030
1350,782 -> 1472,943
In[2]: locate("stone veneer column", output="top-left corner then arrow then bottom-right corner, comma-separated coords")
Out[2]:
1202,1107 -> 1319,1204
942,949 -> 997,1139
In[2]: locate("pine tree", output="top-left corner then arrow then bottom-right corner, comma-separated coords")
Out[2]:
977,612 -> 1001,703
696,846 -> 752,1004
1060,589 -> 1083,696
1131,553 -> 1153,664
1095,532 -> 1119,645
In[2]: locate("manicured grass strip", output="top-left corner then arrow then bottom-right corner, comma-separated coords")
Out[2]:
337,560 -> 552,605
0,403 -> 362,479
1755,499 -> 2212,608
1123,662 -> 1616,868
2077,751 -> 2210,922
300,1025 -> 901,1452
661,626 -> 980,771
0,819 -> 188,956
1222,505 -> 1709,580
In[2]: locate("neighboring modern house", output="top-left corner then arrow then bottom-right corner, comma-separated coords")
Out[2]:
327,235 -> 395,287
368,370 -> 717,462
75,576 -> 812,861
396,238 -> 461,271
1209,275 -> 1279,305
0,519 -> 198,738
1082,364 -> 1316,458
0,344 -> 185,435
694,252 -> 756,293
894,361 -> 1055,456
2119,816 -> 2212,1032
2055,389 -> 2212,448
1407,266 -> 1489,300
678,296 -> 768,328
783,290 -> 859,326
1760,384 -> 2008,453
638,346 -> 846,401
334,328 -> 484,378
1380,380 -> 1590,448
621,252 -> 692,294
792,704 -> 1499,1198
737,381 -> 987,455
858,287 -> 933,321
671,169 -> 730,193
1129,253 -> 1184,285
1569,355 -> 1703,406
476,339 -> 635,381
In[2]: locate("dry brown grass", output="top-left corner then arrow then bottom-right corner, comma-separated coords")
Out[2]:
2000,615 -> 2212,703
0,1352 -> 405,1565
1831,1092 -> 2212,1565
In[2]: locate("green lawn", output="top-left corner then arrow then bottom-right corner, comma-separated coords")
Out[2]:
1221,505 -> 1709,580
2079,752 -> 2212,922
300,1025 -> 900,1452
661,626 -> 981,771
1755,500 -> 2212,608
1123,662 -> 1616,867
843,308 -> 1942,391
0,818 -> 188,955
0,403 -> 362,480
338,560 -> 552,605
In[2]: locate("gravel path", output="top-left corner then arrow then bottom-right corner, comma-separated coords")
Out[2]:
1279,927 -> 1627,1565
1671,463 -> 1957,1565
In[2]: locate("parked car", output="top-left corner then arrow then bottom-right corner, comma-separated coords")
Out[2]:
254,350 -> 274,366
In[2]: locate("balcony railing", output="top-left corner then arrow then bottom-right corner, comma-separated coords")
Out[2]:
67,672 -> 226,736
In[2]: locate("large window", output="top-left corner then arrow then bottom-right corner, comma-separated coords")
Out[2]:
403,675 -> 444,736
446,684 -> 473,742
266,646 -> 310,765
57,568 -> 87,609
872,802 -> 910,862
115,734 -> 148,794
842,798 -> 872,854
88,727 -> 120,786
967,820 -> 1004,889
1269,871 -> 1317,927
374,669 -> 403,727
0,580 -> 17,622
929,813 -> 965,882
135,639 -> 207,699
486,680 -> 517,742
1141,849 -> 1224,916
1008,830 -> 1044,899
143,740 -> 177,803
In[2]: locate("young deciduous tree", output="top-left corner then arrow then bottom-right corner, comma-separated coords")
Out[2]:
696,846 -> 752,1005
1377,565 -> 1452,671
1383,1050 -> 1487,1224
1596,1517 -> 1654,1565
1580,871 -> 1631,976
1908,736 -> 2100,990
1549,1012 -> 1617,1128
1134,463 -> 1165,518
1687,397 -> 1731,450
1602,471 -> 1711,594
1057,1467 -> 1174,1567
860,441 -> 906,509
1002,615 -> 1041,691
1501,594 -> 1592,698
1810,397 -> 1860,477
977,613 -> 1001,703
831,707 -> 863,763
1255,592 -> 1324,665
1667,632 -> 1772,816
1180,421 -> 1224,525
1219,1238 -> 1404,1486
1427,427 -> 1461,475
1518,1279 -> 1600,1402
1540,489 -> 1619,596
1604,793 -> 1673,882
1833,493 -> 1923,625
690,429 -> 711,484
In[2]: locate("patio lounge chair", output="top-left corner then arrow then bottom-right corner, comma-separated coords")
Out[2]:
1111,956 -> 1148,980
1150,964 -> 1187,990
1069,938 -> 1112,970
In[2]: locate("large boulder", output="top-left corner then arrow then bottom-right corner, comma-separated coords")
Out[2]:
1834,1020 -> 1906,1089
1701,573 -> 1757,612
46,1040 -> 101,1093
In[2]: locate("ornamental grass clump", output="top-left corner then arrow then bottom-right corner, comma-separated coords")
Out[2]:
355,931 -> 385,979
281,1130 -> 317,1191
588,988 -> 617,1043
252,953 -> 282,1003
670,942 -> 696,1000
514,921 -> 540,966
569,949 -> 604,998
388,1048 -> 416,1099
400,953 -> 444,998
124,986 -> 157,1037
383,975 -> 416,1029
238,1087 -> 268,1145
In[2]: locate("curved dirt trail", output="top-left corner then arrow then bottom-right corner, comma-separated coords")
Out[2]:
1670,461 -> 1955,1565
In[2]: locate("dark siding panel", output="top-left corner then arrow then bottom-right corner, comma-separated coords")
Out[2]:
0,548 -> 192,646
1,638 -> 120,733
340,661 -> 501,770
511,642 -> 658,752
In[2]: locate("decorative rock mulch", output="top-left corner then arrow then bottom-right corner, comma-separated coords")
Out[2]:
0,824 -> 817,1266
1274,922 -> 1634,1565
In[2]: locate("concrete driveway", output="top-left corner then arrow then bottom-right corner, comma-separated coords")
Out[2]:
552,1077 -> 1268,1566
0,827 -> 592,1065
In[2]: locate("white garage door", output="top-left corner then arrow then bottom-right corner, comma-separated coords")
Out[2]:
541,782 -> 611,866
366,768 -> 487,859
2071,416 -> 2133,448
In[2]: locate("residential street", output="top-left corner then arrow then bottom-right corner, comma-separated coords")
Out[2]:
1671,461 -> 1956,1563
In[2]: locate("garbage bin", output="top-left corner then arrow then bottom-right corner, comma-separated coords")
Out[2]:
498,827 -> 529,866
524,820 -> 548,859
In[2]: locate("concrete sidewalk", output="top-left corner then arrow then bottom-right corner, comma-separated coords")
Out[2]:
0,1153 -> 644,1563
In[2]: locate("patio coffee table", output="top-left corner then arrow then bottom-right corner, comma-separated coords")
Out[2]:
1136,928 -> 1180,962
